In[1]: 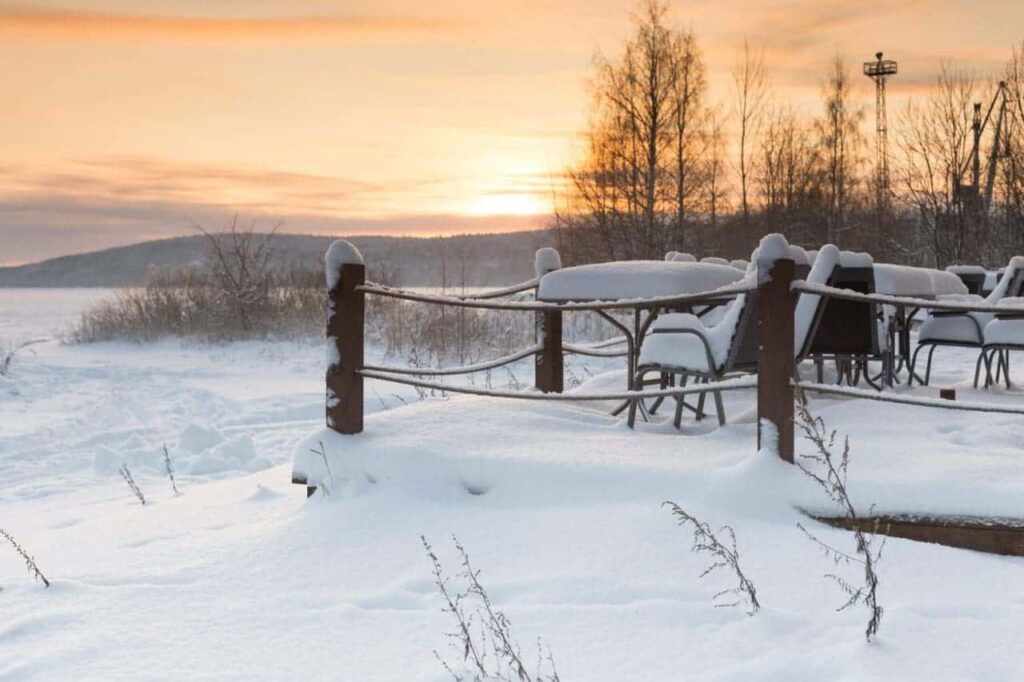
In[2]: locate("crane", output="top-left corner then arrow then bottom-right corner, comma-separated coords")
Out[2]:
955,81 -> 1017,218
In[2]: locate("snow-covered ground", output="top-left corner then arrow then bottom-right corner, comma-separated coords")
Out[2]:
2,288 -> 1024,680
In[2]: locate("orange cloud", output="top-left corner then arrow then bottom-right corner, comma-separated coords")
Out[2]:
0,5 -> 464,42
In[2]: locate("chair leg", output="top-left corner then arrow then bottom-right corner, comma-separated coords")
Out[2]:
924,345 -> 936,386
627,370 -> 645,428
649,373 -> 669,415
1002,350 -> 1011,389
861,361 -> 882,391
673,390 -> 685,428
974,350 -> 988,388
713,389 -> 726,427
695,376 -> 707,421
908,344 -> 925,387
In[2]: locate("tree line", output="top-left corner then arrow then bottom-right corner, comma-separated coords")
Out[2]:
553,0 -> 1024,268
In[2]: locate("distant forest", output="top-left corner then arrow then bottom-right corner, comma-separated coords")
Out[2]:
552,0 -> 1024,268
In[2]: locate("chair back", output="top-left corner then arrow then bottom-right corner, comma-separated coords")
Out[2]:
726,290 -> 760,372
1007,267 -> 1024,298
954,272 -> 986,295
806,265 -> 880,357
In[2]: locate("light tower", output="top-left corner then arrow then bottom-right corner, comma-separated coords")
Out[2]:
863,52 -> 898,209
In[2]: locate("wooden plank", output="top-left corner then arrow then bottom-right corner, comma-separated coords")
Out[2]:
815,514 -> 1024,557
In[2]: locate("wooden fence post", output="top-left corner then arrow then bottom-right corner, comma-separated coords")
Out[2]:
326,240 -> 365,434
534,248 -> 563,394
757,244 -> 795,463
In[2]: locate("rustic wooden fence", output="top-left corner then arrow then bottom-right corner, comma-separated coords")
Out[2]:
324,239 -> 1024,461
324,239 -> 794,461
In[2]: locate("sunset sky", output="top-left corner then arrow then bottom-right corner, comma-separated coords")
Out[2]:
2,0 -> 1022,264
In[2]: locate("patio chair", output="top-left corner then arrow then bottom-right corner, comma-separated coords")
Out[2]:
629,244 -> 840,428
980,297 -> 1024,388
911,256 -> 1024,387
946,265 -> 987,295
803,252 -> 888,389
628,275 -> 755,428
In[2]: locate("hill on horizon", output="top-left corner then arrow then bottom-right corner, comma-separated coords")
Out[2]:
0,230 -> 555,288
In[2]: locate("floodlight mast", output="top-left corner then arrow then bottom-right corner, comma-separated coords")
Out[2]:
864,52 -> 898,211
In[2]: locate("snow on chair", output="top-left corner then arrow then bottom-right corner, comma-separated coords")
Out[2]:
627,243 -> 838,428
981,296 -> 1024,388
793,245 -> 842,364
628,266 -> 756,428
912,256 -> 1024,387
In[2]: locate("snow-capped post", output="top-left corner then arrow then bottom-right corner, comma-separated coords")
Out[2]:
534,247 -> 563,394
325,239 -> 365,435
756,234 -> 795,463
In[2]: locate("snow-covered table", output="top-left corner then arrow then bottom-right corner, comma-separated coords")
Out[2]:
536,260 -> 744,301
537,261 -> 747,413
874,264 -> 970,384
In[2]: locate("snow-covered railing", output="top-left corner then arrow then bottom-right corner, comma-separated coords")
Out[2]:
358,371 -> 758,402
791,280 -> 1018,314
796,381 -> 1024,416
323,238 -> 771,449
562,342 -> 629,358
355,281 -> 754,312
363,345 -> 543,376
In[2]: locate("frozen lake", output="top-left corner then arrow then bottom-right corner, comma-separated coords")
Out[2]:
0,288 -> 115,340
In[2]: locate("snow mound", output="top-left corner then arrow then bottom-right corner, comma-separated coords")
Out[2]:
756,233 -> 789,264
179,423 -> 225,453
325,239 -> 364,289
947,265 -> 987,275
534,247 -> 562,277
700,256 -> 730,266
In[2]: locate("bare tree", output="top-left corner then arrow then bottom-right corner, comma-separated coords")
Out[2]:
731,39 -> 768,231
897,66 -> 989,265
556,1 -> 713,262
198,216 -> 279,334
669,27 -> 710,250
818,56 -> 866,246
759,104 -> 824,243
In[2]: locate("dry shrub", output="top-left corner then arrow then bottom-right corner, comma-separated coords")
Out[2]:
69,224 -> 624,359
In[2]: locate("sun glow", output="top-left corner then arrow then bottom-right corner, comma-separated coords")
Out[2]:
463,191 -> 551,216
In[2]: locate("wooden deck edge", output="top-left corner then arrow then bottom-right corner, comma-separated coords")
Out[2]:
809,512 -> 1024,557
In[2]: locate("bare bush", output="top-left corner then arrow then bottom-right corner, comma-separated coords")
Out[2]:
423,535 -> 559,682
664,501 -> 760,615
1,339 -> 44,377
0,526 -> 50,588
795,396 -> 885,642
119,463 -> 147,506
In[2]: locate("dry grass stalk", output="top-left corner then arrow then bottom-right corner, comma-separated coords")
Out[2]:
795,393 -> 885,642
